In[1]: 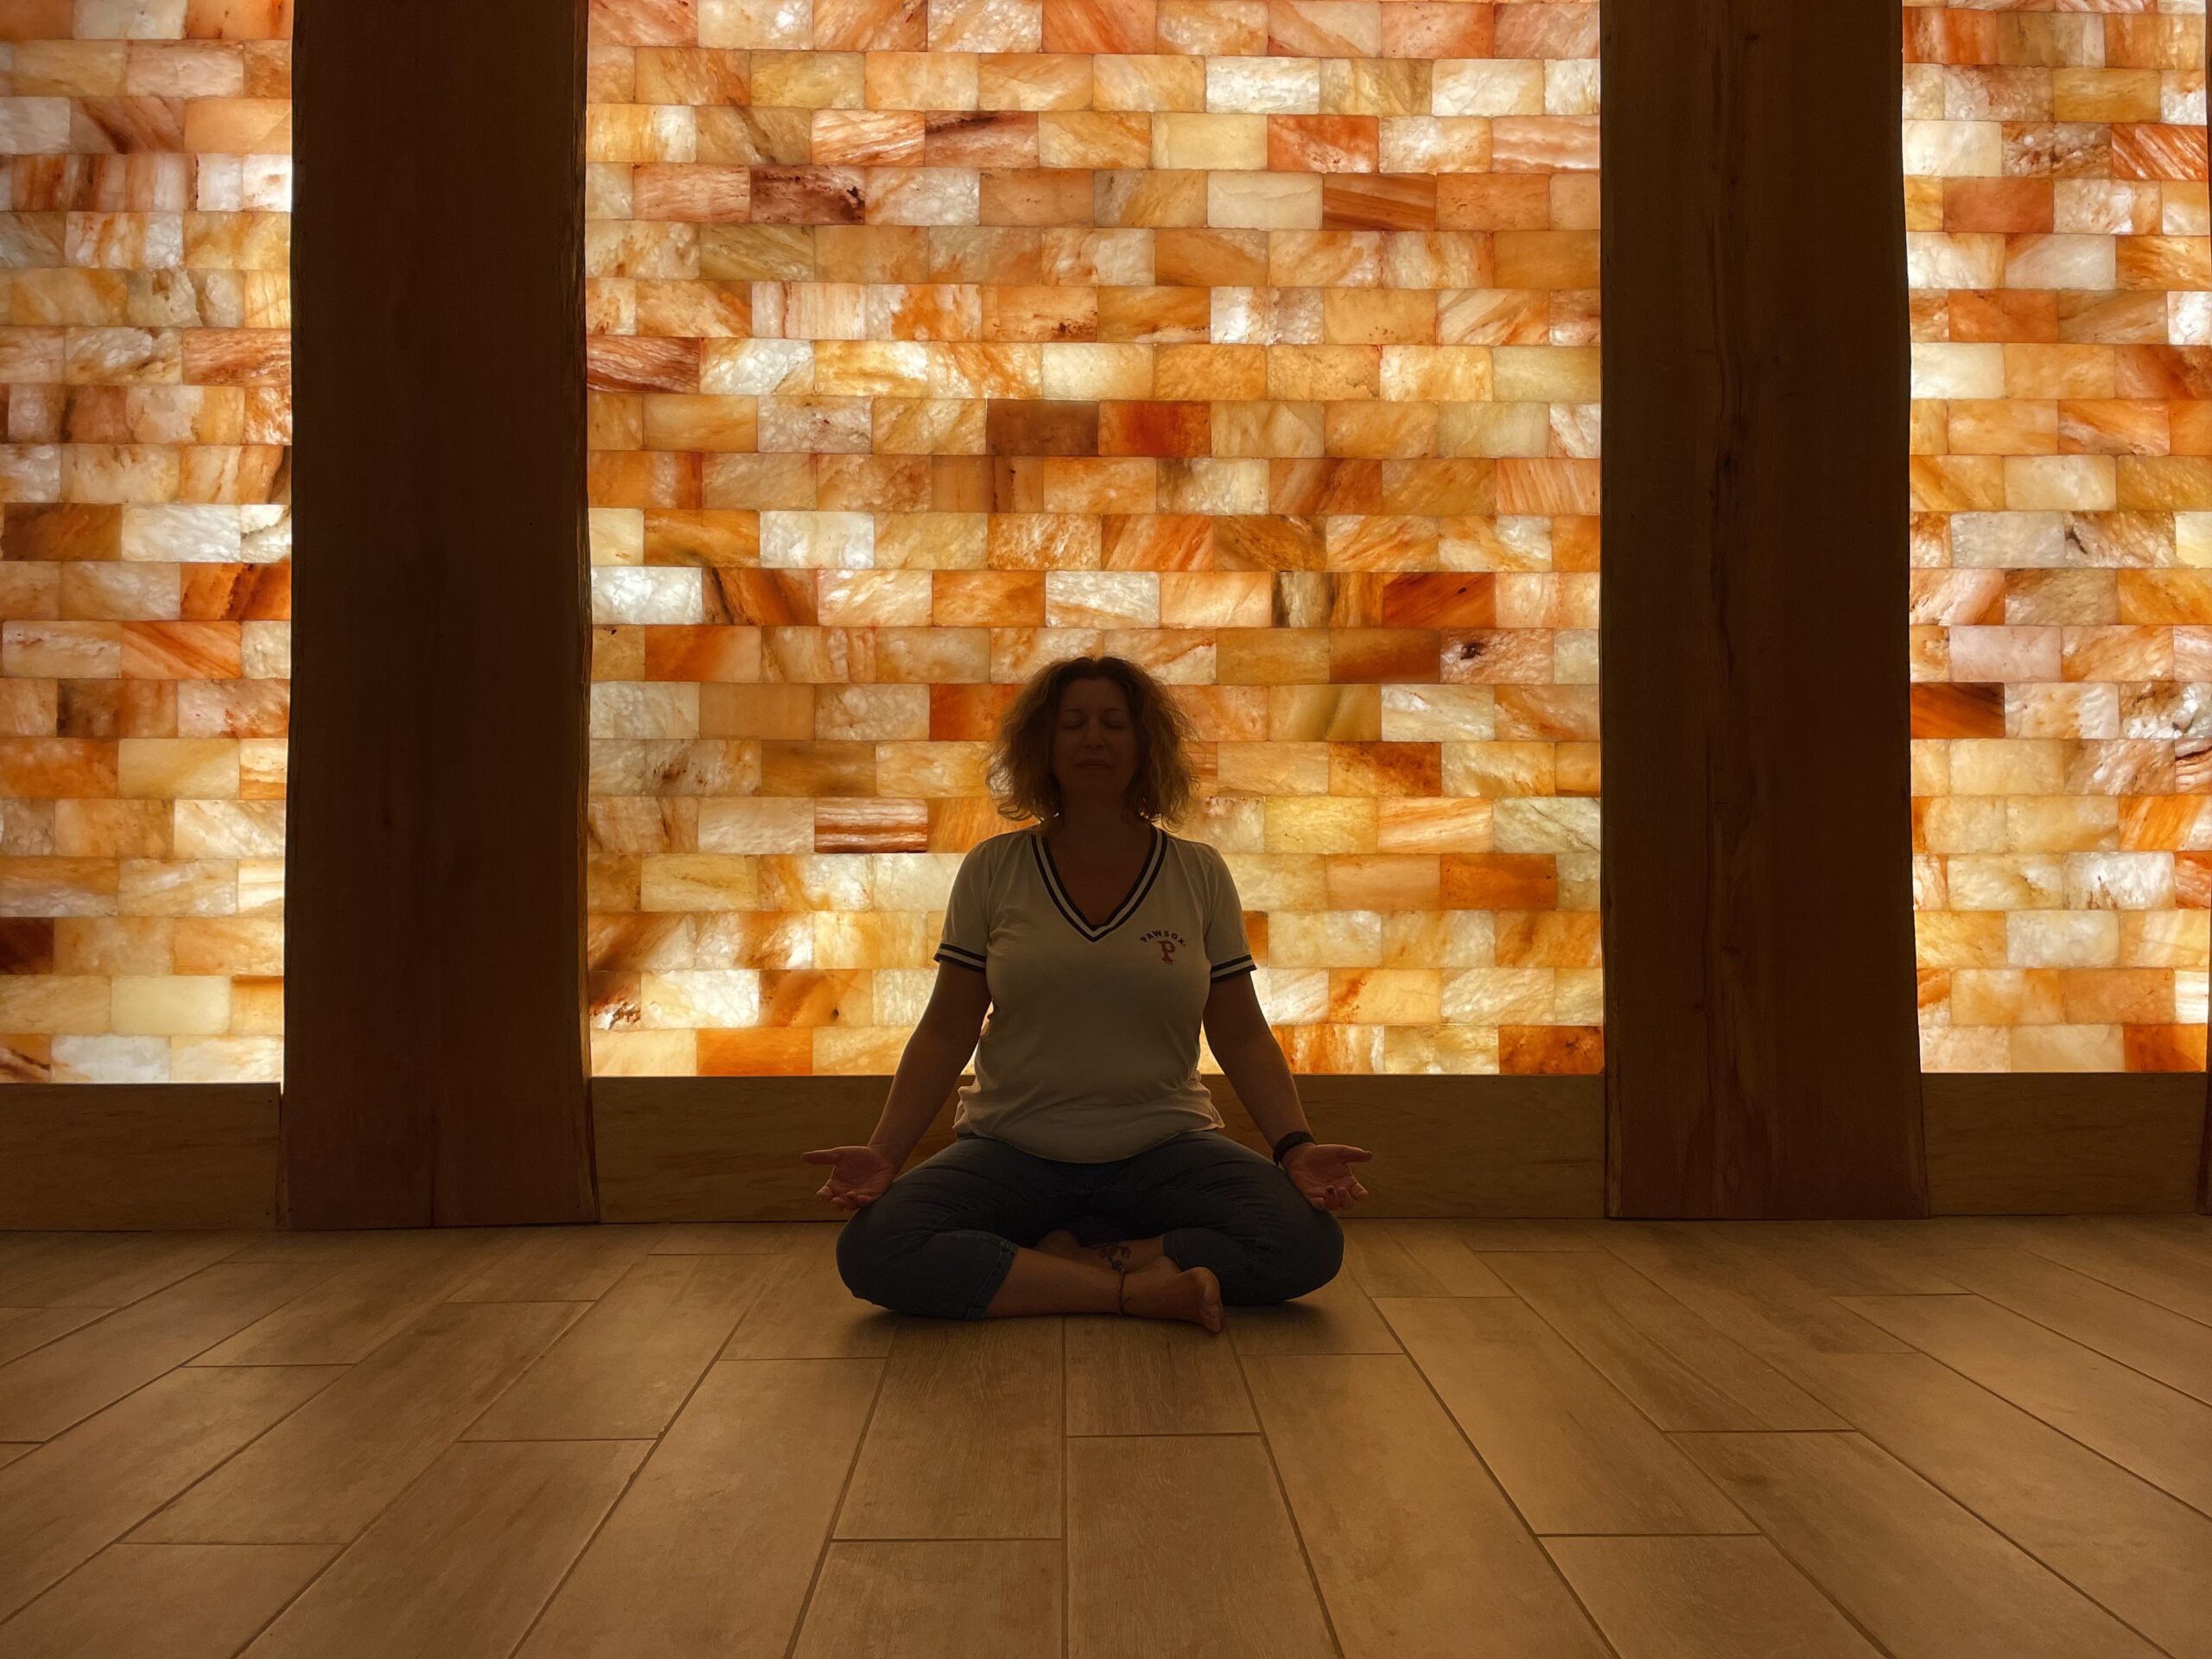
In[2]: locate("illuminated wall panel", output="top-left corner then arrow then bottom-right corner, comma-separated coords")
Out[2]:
1906,1 -> 2211,1072
585,0 -> 1601,1078
0,0 -> 291,1084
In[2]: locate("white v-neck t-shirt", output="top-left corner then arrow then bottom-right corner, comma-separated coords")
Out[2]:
932,823 -> 1258,1163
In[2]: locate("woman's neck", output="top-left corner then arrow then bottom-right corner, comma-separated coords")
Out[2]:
1044,805 -> 1152,855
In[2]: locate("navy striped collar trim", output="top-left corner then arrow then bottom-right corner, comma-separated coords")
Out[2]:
1030,824 -> 1166,942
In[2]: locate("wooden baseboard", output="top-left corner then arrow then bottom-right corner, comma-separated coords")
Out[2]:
0,1085 -> 280,1230
593,1075 -> 1605,1223
1923,1073 -> 2207,1216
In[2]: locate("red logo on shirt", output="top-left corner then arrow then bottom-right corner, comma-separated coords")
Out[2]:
1140,928 -> 1185,963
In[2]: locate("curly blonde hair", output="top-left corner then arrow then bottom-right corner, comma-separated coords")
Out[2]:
988,655 -> 1199,828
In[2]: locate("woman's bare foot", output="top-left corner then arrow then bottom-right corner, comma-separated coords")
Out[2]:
1035,1228 -> 1084,1260
1118,1257 -> 1224,1334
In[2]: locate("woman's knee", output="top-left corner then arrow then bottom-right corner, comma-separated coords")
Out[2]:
833,1201 -> 913,1303
1274,1206 -> 1344,1299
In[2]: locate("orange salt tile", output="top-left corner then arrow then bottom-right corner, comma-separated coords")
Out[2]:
696,1027 -> 810,1073
1325,628 -> 1439,684
813,0 -> 925,49
3,503 -> 121,562
1491,228 -> 1598,288
1499,1024 -> 1599,1075
2056,398 -> 2167,456
1948,289 -> 2060,344
2116,234 -> 2212,291
2111,123 -> 2209,183
633,47 -> 751,104
1910,683 -> 2005,741
1097,285 -> 1208,342
632,163 -> 754,221
1382,3 -> 1492,60
1902,6 -> 1998,66
1378,572 -> 1495,628
982,166 -> 1098,226
1095,168 -> 1205,227
749,165 -> 866,224
1268,114 -> 1379,174
975,52 -> 1091,111
923,110 -> 1038,168
1943,178 -> 2053,234
121,622 -> 241,681
590,0 -> 697,46
1494,2 -> 1596,58
0,738 -> 118,801
1319,173 -> 1436,233
1327,741 -> 1442,797
2122,1024 -> 2208,1071
1097,400 -> 1209,457
1154,0 -> 1264,54
180,96 -> 288,153
1041,0 -> 1154,53
1269,458 -> 1382,513
588,336 -> 702,394
590,448 -> 703,508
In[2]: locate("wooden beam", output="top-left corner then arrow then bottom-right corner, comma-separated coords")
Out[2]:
1600,0 -> 1926,1216
285,2 -> 594,1226
594,1077 -> 1605,1223
0,1085 -> 277,1230
1923,1075 -> 2204,1216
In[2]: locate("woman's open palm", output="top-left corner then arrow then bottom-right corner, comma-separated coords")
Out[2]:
1283,1143 -> 1373,1212
802,1145 -> 895,1211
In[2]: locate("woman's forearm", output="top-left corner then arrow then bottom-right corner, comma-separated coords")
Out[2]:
864,1027 -> 976,1169
1214,1033 -> 1313,1149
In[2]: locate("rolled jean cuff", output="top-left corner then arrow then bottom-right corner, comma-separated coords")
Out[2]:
962,1233 -> 1020,1320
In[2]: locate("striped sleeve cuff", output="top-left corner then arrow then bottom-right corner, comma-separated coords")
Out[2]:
935,943 -> 986,971
1208,954 -> 1255,982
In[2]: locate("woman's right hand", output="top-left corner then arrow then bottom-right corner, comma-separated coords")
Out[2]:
800,1145 -> 896,1211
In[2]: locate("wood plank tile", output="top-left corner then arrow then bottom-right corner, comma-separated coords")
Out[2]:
0,1365 -> 341,1620
1244,1354 -> 1609,1659
0,1543 -> 335,1659
1543,1535 -> 1882,1659
1794,1351 -> 2212,1659
1842,1293 -> 2212,1516
791,1541 -> 1060,1659
448,1225 -> 663,1302
1681,1432 -> 2163,1659
1484,1251 -> 1846,1430
466,1254 -> 771,1441
718,1234 -> 899,1360
1066,1310 -> 1255,1437
1342,1220 -> 1511,1298
0,1263 -> 332,1440
1596,1225 -> 1914,1369
1927,1247 -> 2212,1405
194,1230 -> 526,1366
133,1301 -> 580,1545
652,1223 -> 828,1255
518,1359 -> 881,1659
0,1307 -> 102,1369
1066,1436 -> 1336,1659
1226,1268 -> 1402,1357
2008,1218 -> 2212,1326
0,1234 -> 254,1308
1450,1221 -> 1616,1252
1710,1223 -> 1966,1294
241,1441 -> 644,1659
1376,1297 -> 1750,1535
836,1318 -> 1061,1540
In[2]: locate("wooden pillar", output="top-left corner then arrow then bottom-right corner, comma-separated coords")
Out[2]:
285,2 -> 594,1226
1600,0 -> 1928,1216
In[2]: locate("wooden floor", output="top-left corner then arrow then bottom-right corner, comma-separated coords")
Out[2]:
0,1217 -> 2208,1658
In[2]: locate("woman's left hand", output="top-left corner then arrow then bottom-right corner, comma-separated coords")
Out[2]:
1281,1142 -> 1374,1212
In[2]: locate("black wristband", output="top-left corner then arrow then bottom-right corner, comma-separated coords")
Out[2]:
1271,1130 -> 1316,1166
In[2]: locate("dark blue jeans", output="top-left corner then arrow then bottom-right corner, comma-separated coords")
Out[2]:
835,1128 -> 1345,1320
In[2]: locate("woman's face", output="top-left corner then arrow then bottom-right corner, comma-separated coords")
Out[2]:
1050,677 -> 1140,815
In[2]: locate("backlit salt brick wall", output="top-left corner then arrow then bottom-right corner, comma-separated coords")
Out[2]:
585,0 -> 1603,1078
0,0 -> 291,1084
1905,0 -> 2212,1072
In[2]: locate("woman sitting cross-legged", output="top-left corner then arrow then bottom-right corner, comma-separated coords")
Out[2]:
804,652 -> 1373,1333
